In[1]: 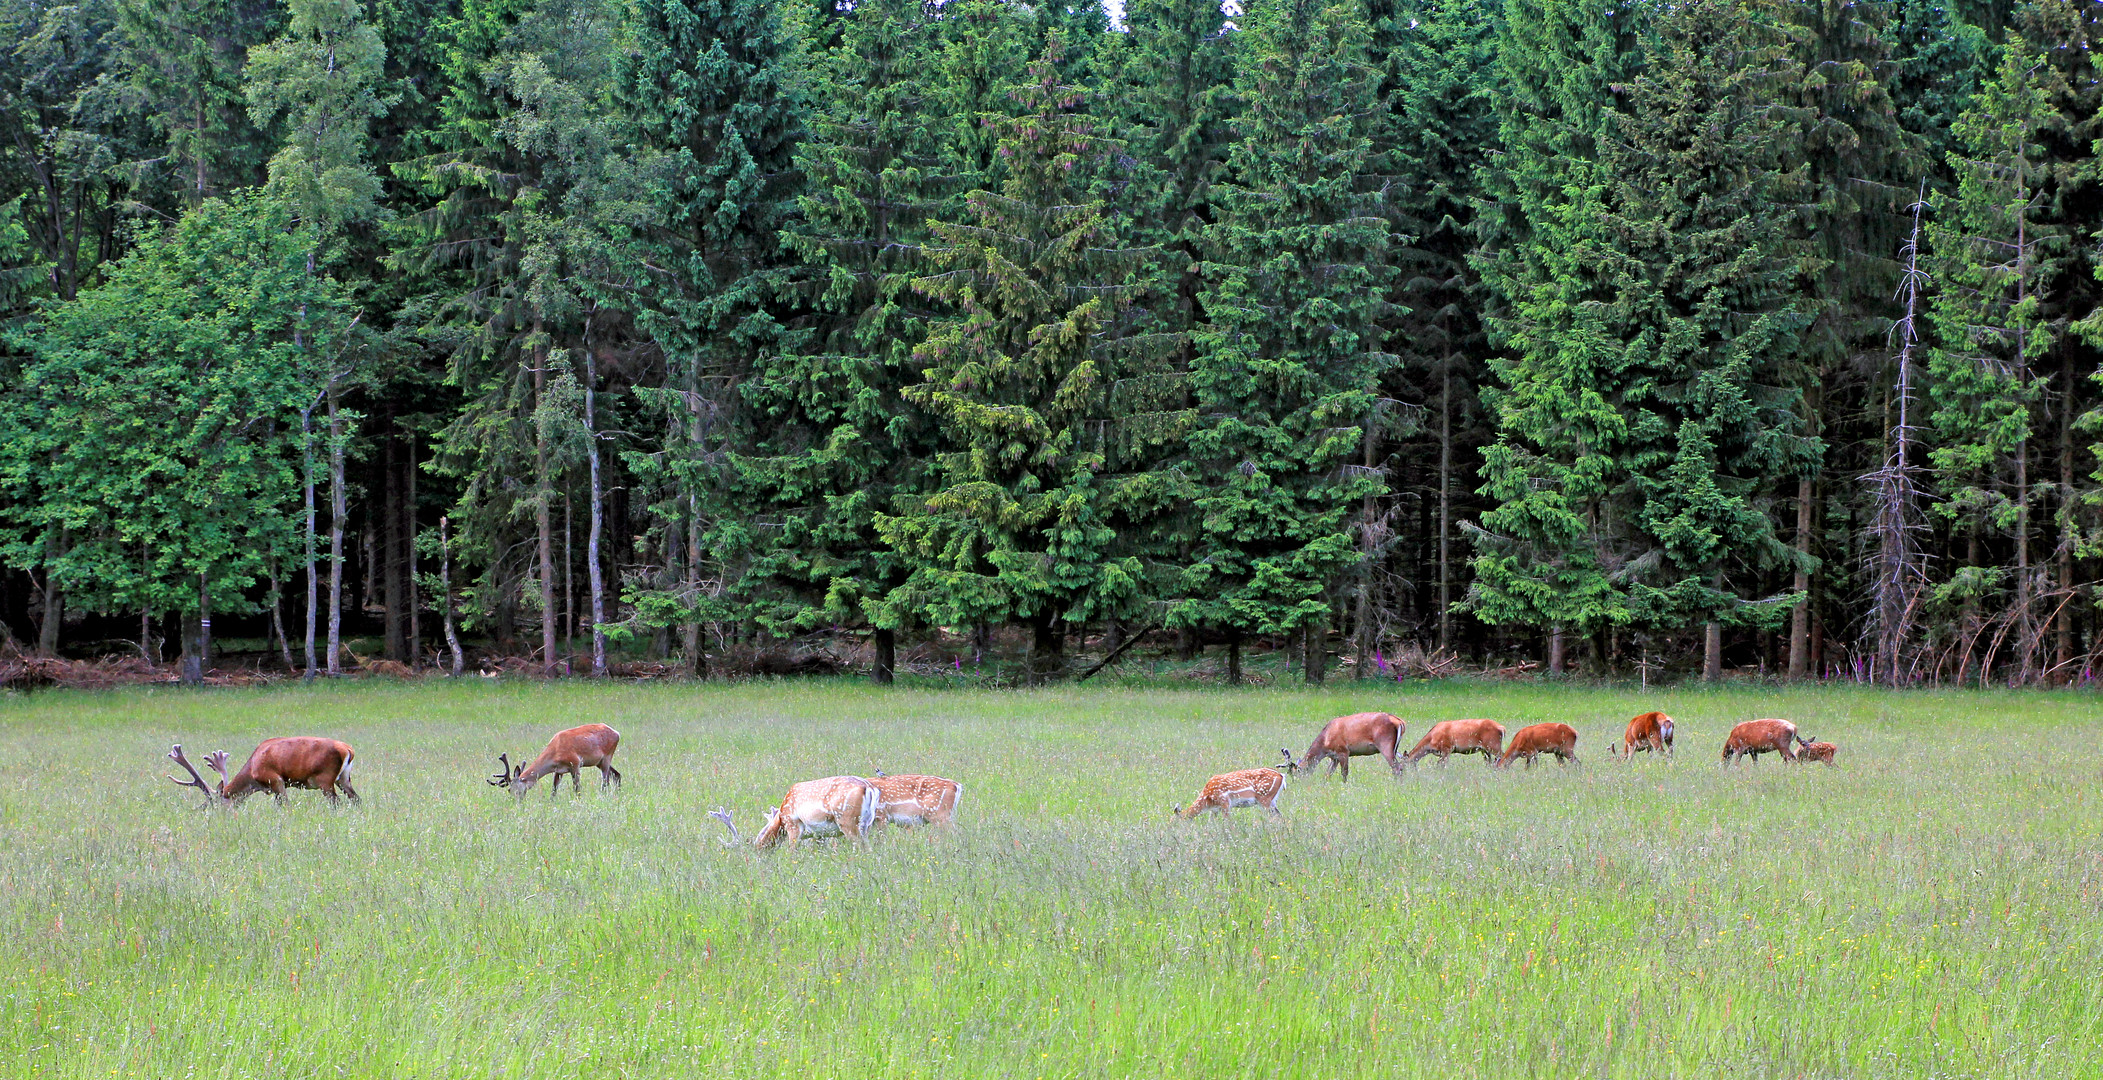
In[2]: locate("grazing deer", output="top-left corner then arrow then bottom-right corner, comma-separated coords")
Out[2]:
166,739 -> 359,806
1404,718 -> 1505,765
711,775 -> 878,848
1618,711 -> 1676,757
1173,753 -> 1298,819
1497,723 -> 1578,768
1796,740 -> 1838,765
1721,718 -> 1810,764
869,773 -> 964,830
488,723 -> 622,798
1293,712 -> 1407,780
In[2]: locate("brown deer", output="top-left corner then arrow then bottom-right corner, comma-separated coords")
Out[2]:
1293,712 -> 1407,780
1497,722 -> 1578,768
868,773 -> 964,830
1173,754 -> 1298,819
1796,740 -> 1838,765
1618,711 -> 1676,757
166,739 -> 359,806
1721,718 -> 1810,764
1404,718 -> 1505,765
488,723 -> 621,798
711,775 -> 878,848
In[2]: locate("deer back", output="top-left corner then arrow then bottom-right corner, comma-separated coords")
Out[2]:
229,737 -> 354,797
872,774 -> 962,824
521,723 -> 620,780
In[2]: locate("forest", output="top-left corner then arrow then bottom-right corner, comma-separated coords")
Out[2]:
0,0 -> 2092,687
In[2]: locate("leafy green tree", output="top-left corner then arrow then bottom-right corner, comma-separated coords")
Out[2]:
1182,0 -> 1397,684
874,36 -> 1162,682
112,0 -> 283,207
0,195 -> 349,681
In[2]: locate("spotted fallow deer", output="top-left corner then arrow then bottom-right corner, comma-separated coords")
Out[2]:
1618,711 -> 1676,757
1796,740 -> 1838,765
868,773 -> 964,830
711,775 -> 878,849
166,738 -> 359,806
1497,722 -> 1578,768
1404,718 -> 1505,765
1294,712 -> 1407,781
488,723 -> 621,798
1721,718 -> 1811,764
1173,753 -> 1299,819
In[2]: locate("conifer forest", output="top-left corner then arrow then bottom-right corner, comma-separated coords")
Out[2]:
0,0 -> 2095,688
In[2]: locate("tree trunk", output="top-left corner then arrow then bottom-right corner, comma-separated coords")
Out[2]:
302,400 -> 319,678
1546,625 -> 1564,676
179,576 -> 208,686
1438,364 -> 1453,652
1703,621 -> 1722,682
1303,620 -> 1325,685
383,428 -> 409,663
684,493 -> 705,677
327,392 -> 347,676
1789,475 -> 1811,678
535,358 -> 558,675
2016,432 -> 2031,684
407,436 -> 420,668
1178,626 -> 1198,662
441,516 -> 464,677
2060,348 -> 2075,677
585,346 -> 608,676
269,561 -> 294,670
35,530 -> 62,657
873,627 -> 896,685
1029,615 -> 1063,684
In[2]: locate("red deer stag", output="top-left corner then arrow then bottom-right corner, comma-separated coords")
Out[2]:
1293,712 -> 1407,780
869,773 -> 964,830
710,775 -> 878,848
489,723 -> 622,798
1497,723 -> 1578,768
166,739 -> 359,806
1721,719 -> 1812,764
1404,718 -> 1505,765
1796,740 -> 1838,765
1618,711 -> 1676,757
1173,754 -> 1298,819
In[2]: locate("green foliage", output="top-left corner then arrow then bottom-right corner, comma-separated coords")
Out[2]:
1179,0 -> 1397,642
0,194 -> 349,619
244,0 -> 393,232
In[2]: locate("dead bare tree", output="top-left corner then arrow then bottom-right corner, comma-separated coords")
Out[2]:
1860,186 -> 1932,687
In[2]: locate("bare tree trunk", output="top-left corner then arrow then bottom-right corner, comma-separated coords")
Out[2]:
1438,365 -> 1453,651
180,575 -> 208,686
407,437 -> 420,668
1303,620 -> 1325,685
873,627 -> 895,685
585,346 -> 607,676
327,391 -> 346,676
684,496 -> 705,678
1703,622 -> 1722,682
1546,625 -> 1564,676
564,493 -> 575,657
35,532 -> 61,658
383,429 -> 408,663
1226,630 -> 1242,685
441,516 -> 464,677
535,357 -> 558,675
1028,615 -> 1063,684
2060,348 -> 2075,676
1789,475 -> 1811,678
302,400 -> 319,678
269,560 -> 294,670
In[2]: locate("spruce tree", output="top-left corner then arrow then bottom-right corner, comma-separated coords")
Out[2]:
1181,0 -> 1396,684
873,36 -> 1159,682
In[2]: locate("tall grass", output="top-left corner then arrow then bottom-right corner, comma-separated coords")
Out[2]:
1,680 -> 2098,1078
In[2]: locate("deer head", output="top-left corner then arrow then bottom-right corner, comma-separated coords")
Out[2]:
167,744 -> 230,803
1276,748 -> 1301,775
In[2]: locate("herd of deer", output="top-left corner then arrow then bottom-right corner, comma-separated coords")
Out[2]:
1172,710 -> 1838,819
161,708 -> 1837,837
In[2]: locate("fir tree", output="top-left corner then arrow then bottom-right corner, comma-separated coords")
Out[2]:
1182,0 -> 1397,684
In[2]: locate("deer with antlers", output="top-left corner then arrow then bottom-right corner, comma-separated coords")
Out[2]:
488,723 -> 622,799
868,772 -> 964,830
1617,711 -> 1676,757
166,738 -> 359,806
1173,753 -> 1298,819
1292,712 -> 1407,781
711,775 -> 878,849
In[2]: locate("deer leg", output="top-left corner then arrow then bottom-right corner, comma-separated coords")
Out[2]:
570,765 -> 583,796
1337,756 -> 1349,782
549,771 -> 562,798
600,763 -> 620,787
270,779 -> 289,806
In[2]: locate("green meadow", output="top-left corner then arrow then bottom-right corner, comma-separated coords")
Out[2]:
1,679 -> 2098,1078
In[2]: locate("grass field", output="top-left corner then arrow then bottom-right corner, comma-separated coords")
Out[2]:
2,679 -> 2099,1079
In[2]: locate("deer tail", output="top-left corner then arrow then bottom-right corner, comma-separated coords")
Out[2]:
859,780 -> 879,835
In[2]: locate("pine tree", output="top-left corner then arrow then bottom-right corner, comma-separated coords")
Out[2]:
611,0 -> 809,676
1181,0 -> 1396,684
1925,33 -> 2059,684
873,36 -> 1160,682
